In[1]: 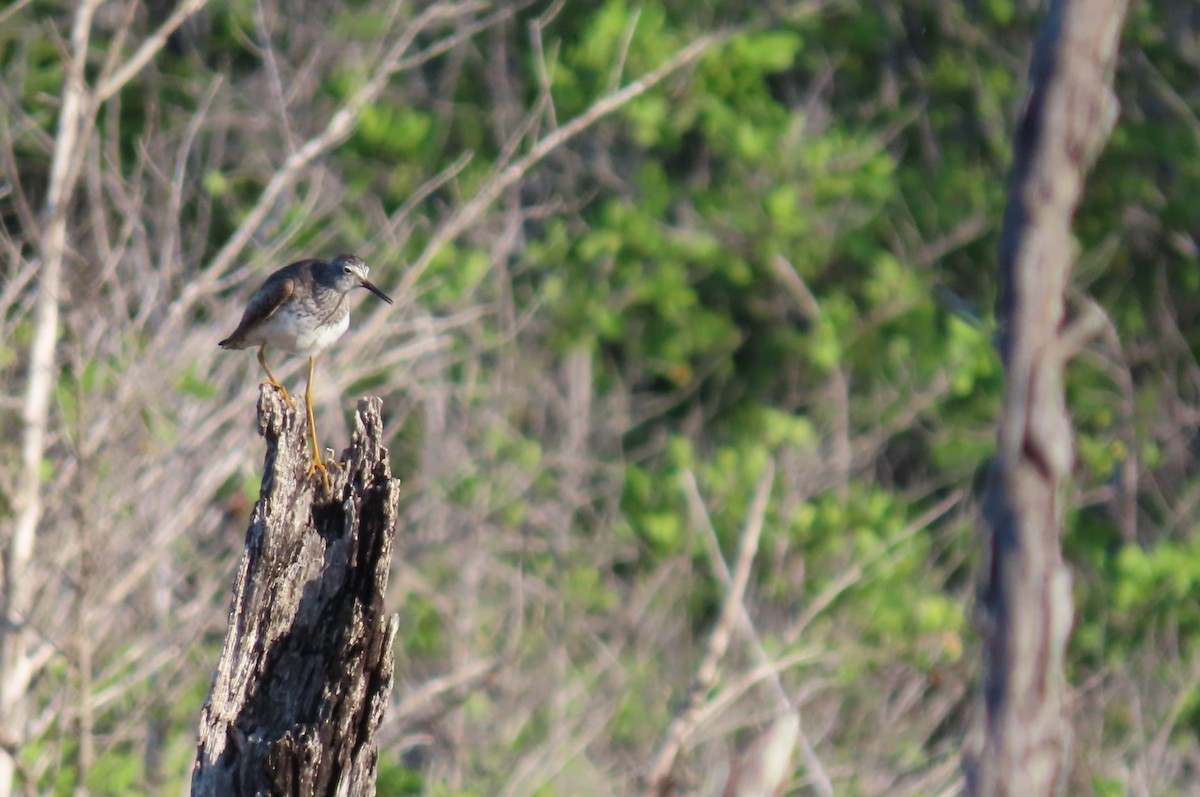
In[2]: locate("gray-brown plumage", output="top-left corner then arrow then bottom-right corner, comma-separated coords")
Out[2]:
219,254 -> 393,489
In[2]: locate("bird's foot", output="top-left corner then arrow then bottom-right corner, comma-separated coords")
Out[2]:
260,379 -> 296,408
307,455 -> 332,492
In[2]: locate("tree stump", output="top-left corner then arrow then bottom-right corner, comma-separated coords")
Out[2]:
192,388 -> 400,797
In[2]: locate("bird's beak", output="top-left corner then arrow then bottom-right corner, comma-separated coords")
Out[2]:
361,278 -> 393,305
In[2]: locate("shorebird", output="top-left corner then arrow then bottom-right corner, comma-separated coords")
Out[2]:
219,253 -> 393,489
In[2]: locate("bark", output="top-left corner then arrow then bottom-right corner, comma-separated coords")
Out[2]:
192,389 -> 400,797
965,2 -> 1128,796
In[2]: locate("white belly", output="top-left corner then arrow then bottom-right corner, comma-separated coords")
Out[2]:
252,309 -> 350,356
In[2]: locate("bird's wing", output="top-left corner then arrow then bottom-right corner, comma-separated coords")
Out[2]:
230,274 -> 295,340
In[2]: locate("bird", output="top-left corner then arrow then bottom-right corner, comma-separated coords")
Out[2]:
219,253 -> 393,489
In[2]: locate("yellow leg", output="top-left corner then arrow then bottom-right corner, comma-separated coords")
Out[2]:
304,356 -> 331,491
257,347 -> 295,407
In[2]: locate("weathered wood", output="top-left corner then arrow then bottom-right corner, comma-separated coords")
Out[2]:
192,388 -> 400,797
965,2 -> 1128,796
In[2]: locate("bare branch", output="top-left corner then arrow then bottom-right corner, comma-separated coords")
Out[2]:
159,1 -> 498,338
643,460 -> 774,795
0,0 -> 31,28
1,4 -> 101,795
394,26 -> 744,300
94,0 -> 210,102
683,469 -> 835,797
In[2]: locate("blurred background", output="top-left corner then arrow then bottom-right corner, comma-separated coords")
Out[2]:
1,0 -> 1197,794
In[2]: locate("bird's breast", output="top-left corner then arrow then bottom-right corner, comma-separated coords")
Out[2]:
252,305 -> 350,356
297,309 -> 351,355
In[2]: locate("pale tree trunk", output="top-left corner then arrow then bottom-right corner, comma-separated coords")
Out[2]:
965,1 -> 1129,796
0,4 -> 100,796
2,4 -> 210,794
191,390 -> 399,796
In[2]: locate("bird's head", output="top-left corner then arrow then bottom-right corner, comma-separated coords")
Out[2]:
329,253 -> 393,304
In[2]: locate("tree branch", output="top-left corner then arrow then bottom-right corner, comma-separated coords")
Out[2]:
966,2 -> 1129,795
1,4 -> 101,795
394,26 -> 744,300
643,459 -> 774,796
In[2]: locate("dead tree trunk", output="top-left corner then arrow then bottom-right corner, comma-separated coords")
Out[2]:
192,388 -> 400,797
964,2 -> 1128,796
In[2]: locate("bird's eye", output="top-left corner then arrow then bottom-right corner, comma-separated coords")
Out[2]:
343,266 -> 352,274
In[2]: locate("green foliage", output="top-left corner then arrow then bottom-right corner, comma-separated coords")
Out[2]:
377,761 -> 426,796
79,751 -> 146,797
177,366 -> 218,400
1114,541 -> 1200,621
398,592 -> 446,659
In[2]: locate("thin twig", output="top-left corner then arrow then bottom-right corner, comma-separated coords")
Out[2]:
786,490 -> 964,643
2,3 -> 101,793
0,0 -> 32,27
643,459 -> 774,794
253,0 -> 296,153
607,6 -> 642,93
529,0 -> 566,130
683,469 -> 836,797
395,27 -> 743,300
95,0 -> 209,102
384,149 -> 475,243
